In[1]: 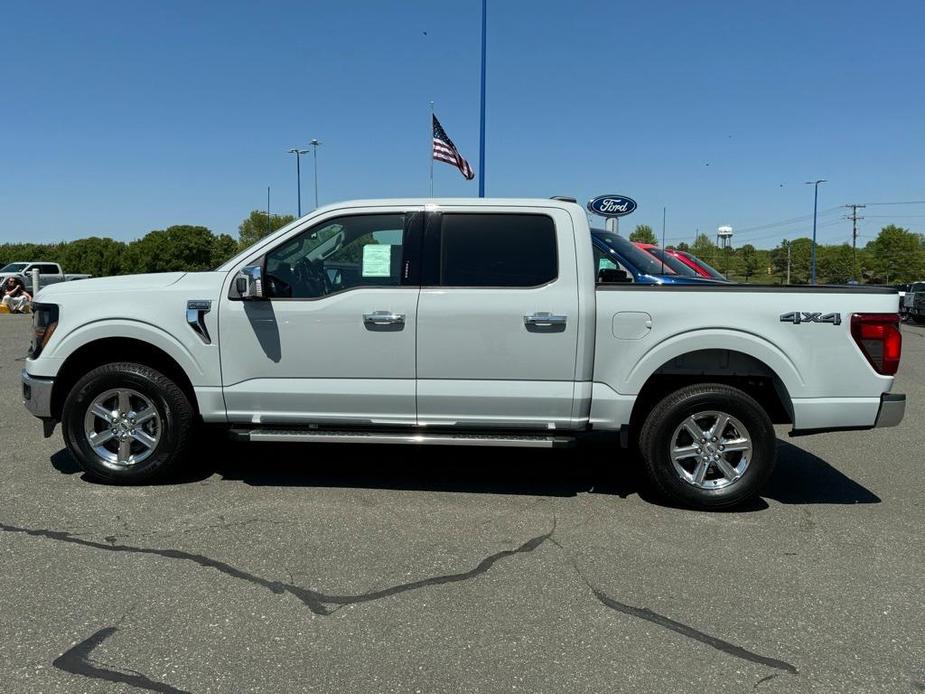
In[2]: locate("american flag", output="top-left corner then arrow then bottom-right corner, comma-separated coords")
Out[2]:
433,114 -> 475,180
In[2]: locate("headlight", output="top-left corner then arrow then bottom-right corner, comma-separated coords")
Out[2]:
29,303 -> 59,359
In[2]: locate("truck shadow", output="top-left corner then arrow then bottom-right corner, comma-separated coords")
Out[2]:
50,438 -> 880,508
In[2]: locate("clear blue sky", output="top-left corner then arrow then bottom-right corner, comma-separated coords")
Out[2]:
2,0 -> 924,248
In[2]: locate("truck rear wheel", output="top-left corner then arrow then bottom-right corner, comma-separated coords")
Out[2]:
61,362 -> 194,483
638,383 -> 776,510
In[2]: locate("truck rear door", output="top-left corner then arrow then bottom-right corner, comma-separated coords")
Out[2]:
415,207 -> 579,429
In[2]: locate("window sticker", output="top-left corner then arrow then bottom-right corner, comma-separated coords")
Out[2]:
362,244 -> 392,277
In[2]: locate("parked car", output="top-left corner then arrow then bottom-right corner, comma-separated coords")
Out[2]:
633,242 -> 729,281
21,198 -> 905,509
663,249 -> 729,281
592,232 -> 723,285
0,262 -> 91,293
906,282 -> 925,323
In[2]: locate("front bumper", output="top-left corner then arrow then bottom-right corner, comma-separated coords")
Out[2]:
875,393 -> 905,428
21,369 -> 54,419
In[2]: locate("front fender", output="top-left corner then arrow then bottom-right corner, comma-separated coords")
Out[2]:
35,318 -> 211,385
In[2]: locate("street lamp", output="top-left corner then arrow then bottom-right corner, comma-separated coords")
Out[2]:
309,139 -> 321,209
806,179 -> 827,285
287,148 -> 309,217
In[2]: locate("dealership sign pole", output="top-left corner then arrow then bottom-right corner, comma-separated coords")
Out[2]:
587,194 -> 638,234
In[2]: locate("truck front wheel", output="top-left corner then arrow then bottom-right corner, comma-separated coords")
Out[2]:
61,362 -> 194,483
638,383 -> 776,510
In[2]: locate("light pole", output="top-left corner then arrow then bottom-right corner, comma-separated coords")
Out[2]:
806,179 -> 826,284
288,148 -> 308,217
309,139 -> 321,209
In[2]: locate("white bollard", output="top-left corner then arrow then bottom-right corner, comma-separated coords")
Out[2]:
31,268 -> 40,295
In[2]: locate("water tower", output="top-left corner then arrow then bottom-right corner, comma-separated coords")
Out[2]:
716,225 -> 733,251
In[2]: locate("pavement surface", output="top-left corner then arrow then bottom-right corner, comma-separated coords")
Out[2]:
0,314 -> 923,693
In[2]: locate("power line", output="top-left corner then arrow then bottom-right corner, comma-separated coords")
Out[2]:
862,200 -> 925,206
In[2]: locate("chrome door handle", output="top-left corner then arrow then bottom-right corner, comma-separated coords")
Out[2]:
523,312 -> 567,327
363,311 -> 405,326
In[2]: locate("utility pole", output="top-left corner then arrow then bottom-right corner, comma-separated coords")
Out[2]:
786,242 -> 791,285
806,179 -> 826,284
844,203 -> 865,282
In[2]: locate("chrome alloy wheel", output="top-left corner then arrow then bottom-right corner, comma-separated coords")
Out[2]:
669,410 -> 753,490
83,388 -> 162,468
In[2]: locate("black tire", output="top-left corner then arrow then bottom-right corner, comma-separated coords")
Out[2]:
61,362 -> 194,483
638,383 -> 776,510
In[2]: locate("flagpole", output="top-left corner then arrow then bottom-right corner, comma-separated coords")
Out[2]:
429,101 -> 435,197
478,0 -> 487,197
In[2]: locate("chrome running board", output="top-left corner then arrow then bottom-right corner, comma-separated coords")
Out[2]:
231,429 -> 574,448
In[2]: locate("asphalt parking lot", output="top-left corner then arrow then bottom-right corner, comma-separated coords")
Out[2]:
0,315 -> 923,693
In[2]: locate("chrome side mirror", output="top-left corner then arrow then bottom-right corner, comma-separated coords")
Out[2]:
234,265 -> 264,300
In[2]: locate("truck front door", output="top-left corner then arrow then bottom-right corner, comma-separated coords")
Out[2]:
415,208 -> 580,429
219,210 -> 421,426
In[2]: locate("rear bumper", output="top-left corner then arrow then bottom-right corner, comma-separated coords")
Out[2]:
21,369 -> 54,419
875,393 -> 905,428
790,392 -> 905,436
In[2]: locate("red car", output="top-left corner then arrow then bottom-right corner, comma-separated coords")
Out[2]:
634,243 -> 728,281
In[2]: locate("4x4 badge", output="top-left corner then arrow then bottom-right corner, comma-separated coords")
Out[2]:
779,312 -> 841,325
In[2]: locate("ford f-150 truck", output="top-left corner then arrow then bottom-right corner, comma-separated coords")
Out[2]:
0,262 -> 91,293
21,198 -> 905,509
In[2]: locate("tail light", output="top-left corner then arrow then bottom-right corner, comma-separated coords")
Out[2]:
850,313 -> 901,375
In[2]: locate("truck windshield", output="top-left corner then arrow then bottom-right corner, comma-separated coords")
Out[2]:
592,231 -> 673,276
0,263 -> 28,273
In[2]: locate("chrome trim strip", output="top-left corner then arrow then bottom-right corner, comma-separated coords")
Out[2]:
241,430 -> 572,448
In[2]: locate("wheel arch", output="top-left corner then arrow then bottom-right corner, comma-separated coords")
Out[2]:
627,347 -> 795,436
51,337 -> 200,421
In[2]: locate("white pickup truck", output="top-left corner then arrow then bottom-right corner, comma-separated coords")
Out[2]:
0,262 -> 91,293
21,198 -> 905,508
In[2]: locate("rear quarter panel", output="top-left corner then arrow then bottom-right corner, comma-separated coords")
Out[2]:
593,285 -> 899,409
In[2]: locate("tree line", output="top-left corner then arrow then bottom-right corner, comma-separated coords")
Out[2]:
1,212 -> 922,285
628,223 -> 925,284
0,210 -> 295,277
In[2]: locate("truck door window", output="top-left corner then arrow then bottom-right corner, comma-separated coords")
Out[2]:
437,213 -> 557,287
264,214 -> 405,299
37,264 -> 59,275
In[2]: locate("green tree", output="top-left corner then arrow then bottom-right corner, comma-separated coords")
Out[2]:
238,210 -> 296,249
739,244 -> 758,282
211,234 -> 239,267
770,238 -> 812,284
629,224 -> 658,245
59,237 -> 126,276
674,242 -> 690,252
817,244 -> 856,284
690,233 -> 717,265
125,225 -> 217,273
864,224 -> 925,283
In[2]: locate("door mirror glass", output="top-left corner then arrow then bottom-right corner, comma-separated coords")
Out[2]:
234,265 -> 264,300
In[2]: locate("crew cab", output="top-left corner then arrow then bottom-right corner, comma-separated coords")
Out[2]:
0,262 -> 91,293
21,198 -> 905,509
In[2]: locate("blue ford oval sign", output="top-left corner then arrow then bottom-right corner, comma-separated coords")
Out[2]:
588,194 -> 637,218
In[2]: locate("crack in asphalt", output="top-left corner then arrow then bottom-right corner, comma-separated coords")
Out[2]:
53,626 -> 190,694
0,520 -> 554,616
5,518 -> 797,686
548,538 -> 799,676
